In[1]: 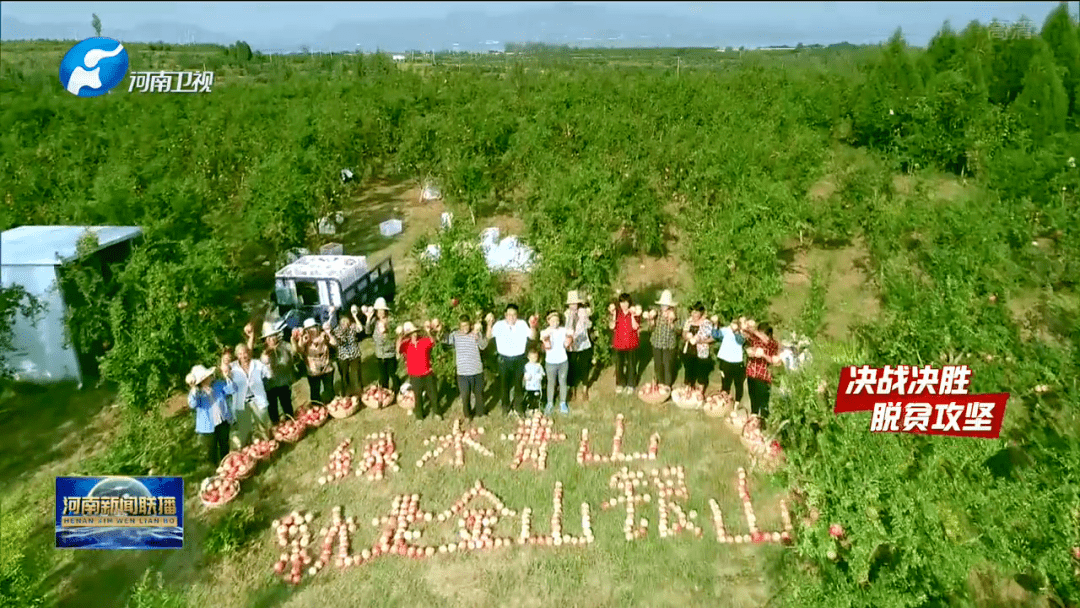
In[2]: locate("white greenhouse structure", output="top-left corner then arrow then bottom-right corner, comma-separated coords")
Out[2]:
1,225 -> 142,387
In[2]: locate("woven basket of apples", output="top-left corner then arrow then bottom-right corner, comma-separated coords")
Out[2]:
671,386 -> 705,409
637,382 -> 670,404
360,384 -> 395,409
327,395 -> 361,419
296,405 -> 329,428
199,476 -> 240,509
703,392 -> 735,418
272,419 -> 306,443
217,451 -> 256,480
241,438 -> 279,461
398,386 -> 416,411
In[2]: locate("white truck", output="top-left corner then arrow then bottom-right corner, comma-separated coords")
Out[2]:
268,254 -> 396,331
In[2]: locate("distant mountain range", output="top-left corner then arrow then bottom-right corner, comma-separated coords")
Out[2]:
1,4 -> 886,53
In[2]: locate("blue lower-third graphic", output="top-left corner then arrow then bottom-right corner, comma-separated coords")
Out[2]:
56,476 -> 183,549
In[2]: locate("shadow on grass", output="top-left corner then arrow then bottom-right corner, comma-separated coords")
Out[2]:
0,382 -> 116,487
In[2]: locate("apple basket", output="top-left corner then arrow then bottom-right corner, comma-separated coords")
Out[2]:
360,384 -> 395,410
241,438 -> 279,461
671,386 -> 705,410
327,395 -> 361,419
703,392 -> 735,418
637,382 -> 671,404
296,405 -> 329,428
199,476 -> 240,509
217,451 -> 256,480
272,419 -> 306,443
398,384 -> 416,411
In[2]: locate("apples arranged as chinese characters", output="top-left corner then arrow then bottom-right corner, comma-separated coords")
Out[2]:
241,438 -> 279,461
217,451 -> 256,480
311,506 -> 360,572
578,414 -> 659,464
297,405 -> 329,428
417,419 -> 493,468
650,466 -> 701,539
273,419 -> 306,443
200,476 -> 239,508
272,511 -> 314,585
356,431 -> 400,480
503,410 -> 566,470
318,438 -> 354,485
602,469 -> 649,541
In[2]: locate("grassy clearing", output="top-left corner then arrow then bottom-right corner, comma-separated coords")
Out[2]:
172,389 -> 785,608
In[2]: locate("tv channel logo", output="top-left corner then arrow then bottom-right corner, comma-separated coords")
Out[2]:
56,476 -> 184,549
59,37 -> 130,97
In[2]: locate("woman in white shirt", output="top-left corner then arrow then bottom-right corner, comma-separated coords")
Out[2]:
540,310 -> 574,415
229,342 -> 272,449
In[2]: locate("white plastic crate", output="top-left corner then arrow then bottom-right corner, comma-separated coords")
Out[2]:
440,212 -> 453,230
319,242 -> 343,256
379,219 -> 403,237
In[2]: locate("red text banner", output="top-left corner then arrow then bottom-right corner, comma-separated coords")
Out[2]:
834,365 -> 1008,438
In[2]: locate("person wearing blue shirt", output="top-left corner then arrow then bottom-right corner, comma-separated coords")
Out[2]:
712,318 -> 747,404
187,362 -> 236,465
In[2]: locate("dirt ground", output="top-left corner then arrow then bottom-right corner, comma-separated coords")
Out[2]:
332,179 -> 448,280
769,239 -> 881,341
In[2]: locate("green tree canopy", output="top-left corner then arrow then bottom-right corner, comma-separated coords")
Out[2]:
1011,38 -> 1070,142
1040,3 -> 1080,116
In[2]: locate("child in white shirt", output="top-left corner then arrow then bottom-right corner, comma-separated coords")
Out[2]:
523,349 -> 545,412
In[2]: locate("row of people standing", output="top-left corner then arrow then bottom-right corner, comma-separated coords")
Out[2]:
395,298 -> 592,421
612,289 -> 783,420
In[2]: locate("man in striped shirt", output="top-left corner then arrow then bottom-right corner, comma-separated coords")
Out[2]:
441,315 -> 490,419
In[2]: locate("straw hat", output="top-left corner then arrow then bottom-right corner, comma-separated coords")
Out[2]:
546,310 -> 561,323
655,290 -> 677,307
302,318 -> 318,330
189,365 -> 213,386
566,290 -> 586,305
373,297 -> 389,311
261,320 -> 283,339
401,321 -> 418,335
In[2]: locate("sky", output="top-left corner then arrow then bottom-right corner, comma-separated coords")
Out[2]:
0,1 -> 1071,51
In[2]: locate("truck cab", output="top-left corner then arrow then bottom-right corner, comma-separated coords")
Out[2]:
269,255 -> 395,330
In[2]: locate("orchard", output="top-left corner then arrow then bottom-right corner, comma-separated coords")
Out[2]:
2,7 -> 1079,608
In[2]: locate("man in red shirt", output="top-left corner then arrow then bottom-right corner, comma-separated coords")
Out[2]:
745,321 -> 782,423
398,321 -> 438,421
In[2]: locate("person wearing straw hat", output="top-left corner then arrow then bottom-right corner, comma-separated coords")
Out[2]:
292,317 -> 337,406
187,361 -> 236,466
649,290 -> 680,389
255,320 -> 297,424
397,321 -> 438,421
540,310 -> 573,415
363,297 -> 400,393
564,290 -> 594,402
